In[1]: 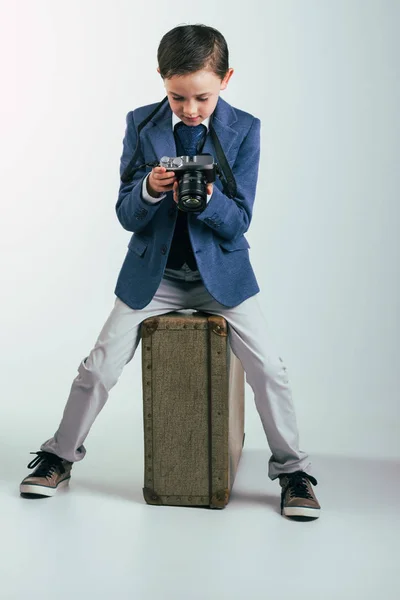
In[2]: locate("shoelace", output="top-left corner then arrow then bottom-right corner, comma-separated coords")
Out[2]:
281,471 -> 318,499
27,451 -> 65,478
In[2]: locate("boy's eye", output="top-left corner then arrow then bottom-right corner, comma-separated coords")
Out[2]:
172,97 -> 208,102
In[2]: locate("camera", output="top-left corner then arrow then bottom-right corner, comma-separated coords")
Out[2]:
159,153 -> 217,212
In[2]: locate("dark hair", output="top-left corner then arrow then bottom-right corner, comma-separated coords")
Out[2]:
157,24 -> 229,80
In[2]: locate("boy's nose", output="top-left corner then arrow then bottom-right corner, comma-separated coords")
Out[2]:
184,103 -> 197,116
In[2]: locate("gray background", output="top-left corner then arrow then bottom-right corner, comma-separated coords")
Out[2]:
0,2 -> 399,599
2,0 -> 398,458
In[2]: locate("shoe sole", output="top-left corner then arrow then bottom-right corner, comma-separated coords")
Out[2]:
283,506 -> 320,518
20,477 -> 71,497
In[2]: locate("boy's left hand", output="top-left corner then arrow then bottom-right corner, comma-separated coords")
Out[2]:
173,179 -> 213,204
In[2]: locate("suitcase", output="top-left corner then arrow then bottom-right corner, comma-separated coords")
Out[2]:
141,310 -> 245,509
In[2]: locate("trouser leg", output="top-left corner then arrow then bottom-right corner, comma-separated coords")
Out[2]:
186,284 -> 313,481
40,278 -> 189,462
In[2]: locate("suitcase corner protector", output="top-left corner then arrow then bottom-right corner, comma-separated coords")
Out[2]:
141,318 -> 160,337
143,487 -> 162,505
207,315 -> 228,337
210,488 -> 230,508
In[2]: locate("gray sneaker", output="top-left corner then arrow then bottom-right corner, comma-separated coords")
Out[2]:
279,470 -> 321,518
20,451 -> 73,497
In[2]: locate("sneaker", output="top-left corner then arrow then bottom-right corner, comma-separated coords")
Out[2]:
279,470 -> 321,518
20,451 -> 73,497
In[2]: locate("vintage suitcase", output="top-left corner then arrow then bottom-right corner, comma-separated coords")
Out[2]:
141,310 -> 245,509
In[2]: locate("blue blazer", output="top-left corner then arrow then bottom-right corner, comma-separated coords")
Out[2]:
114,95 -> 261,309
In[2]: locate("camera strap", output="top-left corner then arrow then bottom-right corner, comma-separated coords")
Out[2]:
121,96 -> 238,201
209,119 -> 237,199
120,97 -> 169,184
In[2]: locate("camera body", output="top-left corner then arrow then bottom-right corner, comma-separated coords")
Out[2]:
159,153 -> 217,212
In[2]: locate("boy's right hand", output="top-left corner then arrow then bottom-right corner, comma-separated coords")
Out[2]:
147,166 -> 177,198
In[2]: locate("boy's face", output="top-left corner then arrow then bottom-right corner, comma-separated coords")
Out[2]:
157,67 -> 234,126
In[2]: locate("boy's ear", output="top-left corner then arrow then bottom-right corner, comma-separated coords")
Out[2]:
221,68 -> 234,90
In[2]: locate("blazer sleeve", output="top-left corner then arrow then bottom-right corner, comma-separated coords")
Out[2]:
115,111 -> 164,233
195,116 -> 261,241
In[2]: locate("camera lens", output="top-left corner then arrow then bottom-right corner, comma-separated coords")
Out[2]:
178,171 -> 207,212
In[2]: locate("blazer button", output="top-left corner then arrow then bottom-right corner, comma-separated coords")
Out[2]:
161,244 -> 167,255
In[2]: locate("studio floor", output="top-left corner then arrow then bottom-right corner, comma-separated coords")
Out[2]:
1,442 -> 398,600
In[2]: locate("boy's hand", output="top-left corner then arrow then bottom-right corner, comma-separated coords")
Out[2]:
147,166 -> 177,198
172,180 -> 213,204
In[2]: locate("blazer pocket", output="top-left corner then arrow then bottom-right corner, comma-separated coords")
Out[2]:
219,236 -> 250,252
128,235 -> 148,257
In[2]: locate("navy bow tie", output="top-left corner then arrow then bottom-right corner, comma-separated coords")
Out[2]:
174,121 -> 207,156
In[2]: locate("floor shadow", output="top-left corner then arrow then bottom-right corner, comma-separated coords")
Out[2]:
20,492 -> 51,500
73,477 -> 282,511
73,477 -> 145,504
230,488 -> 280,509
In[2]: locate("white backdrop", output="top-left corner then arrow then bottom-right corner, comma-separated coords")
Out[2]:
1,0 -> 399,467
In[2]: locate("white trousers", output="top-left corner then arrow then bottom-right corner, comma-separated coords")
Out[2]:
41,264 -> 313,481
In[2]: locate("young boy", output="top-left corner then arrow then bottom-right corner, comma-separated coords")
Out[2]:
20,24 -> 321,519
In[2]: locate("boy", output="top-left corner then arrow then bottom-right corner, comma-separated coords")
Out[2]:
20,24 -> 321,519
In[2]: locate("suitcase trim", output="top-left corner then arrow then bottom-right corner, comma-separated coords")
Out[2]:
207,315 -> 230,506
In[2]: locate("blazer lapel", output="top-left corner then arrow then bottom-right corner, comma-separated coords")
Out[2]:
142,96 -> 239,165
202,96 -> 238,163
